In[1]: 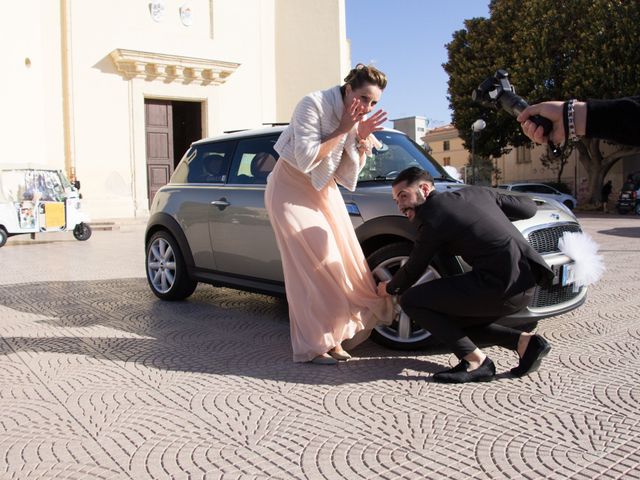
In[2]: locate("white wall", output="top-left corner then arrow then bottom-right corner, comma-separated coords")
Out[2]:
275,0 -> 349,122
1,0 -> 348,219
1,0 -> 64,168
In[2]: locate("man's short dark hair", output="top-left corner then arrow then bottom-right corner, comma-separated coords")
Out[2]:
392,167 -> 434,187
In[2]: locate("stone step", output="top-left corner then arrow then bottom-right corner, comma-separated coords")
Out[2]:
89,221 -> 119,231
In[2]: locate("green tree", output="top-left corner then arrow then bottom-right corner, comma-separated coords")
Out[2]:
444,0 -> 640,203
539,145 -> 572,185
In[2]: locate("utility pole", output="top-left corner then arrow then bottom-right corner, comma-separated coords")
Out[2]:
471,119 -> 486,184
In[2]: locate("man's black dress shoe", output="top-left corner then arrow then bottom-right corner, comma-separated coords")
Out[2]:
510,335 -> 551,377
433,357 -> 496,383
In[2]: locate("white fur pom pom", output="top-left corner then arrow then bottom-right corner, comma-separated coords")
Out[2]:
558,232 -> 605,286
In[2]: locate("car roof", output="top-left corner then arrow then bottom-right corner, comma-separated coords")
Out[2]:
192,126 -> 408,146
500,182 -> 548,187
193,126 -> 287,145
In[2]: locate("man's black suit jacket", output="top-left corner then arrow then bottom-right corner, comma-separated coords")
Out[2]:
386,186 -> 554,298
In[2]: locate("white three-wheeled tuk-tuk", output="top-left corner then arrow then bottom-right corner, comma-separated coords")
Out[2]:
0,164 -> 91,247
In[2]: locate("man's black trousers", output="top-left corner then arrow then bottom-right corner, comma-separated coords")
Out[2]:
399,272 -> 536,359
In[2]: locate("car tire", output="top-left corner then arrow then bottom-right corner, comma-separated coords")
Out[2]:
366,242 -> 459,350
146,230 -> 197,300
635,203 -> 640,216
73,222 -> 92,241
617,206 -> 628,215
0,227 -> 7,248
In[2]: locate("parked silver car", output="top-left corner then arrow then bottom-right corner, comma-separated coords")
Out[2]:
498,182 -> 577,210
145,127 -> 587,349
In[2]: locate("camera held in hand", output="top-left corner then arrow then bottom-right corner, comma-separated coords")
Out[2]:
472,69 -> 561,156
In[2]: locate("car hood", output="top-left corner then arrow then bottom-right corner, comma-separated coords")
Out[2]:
345,181 -> 465,220
344,183 -> 578,229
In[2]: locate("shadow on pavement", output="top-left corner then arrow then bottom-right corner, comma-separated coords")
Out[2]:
597,227 -> 640,238
0,278 -> 450,385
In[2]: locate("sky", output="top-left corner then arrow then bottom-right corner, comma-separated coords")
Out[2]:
345,0 -> 490,128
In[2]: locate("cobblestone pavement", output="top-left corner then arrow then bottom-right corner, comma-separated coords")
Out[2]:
0,215 -> 639,479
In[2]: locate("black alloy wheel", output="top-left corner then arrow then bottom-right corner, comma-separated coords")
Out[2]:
366,242 -> 458,350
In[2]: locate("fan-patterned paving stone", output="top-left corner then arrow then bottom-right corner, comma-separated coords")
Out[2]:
0,400 -> 127,478
542,318 -> 621,350
598,303 -> 639,324
558,351 -> 640,380
593,383 -> 640,417
0,216 -> 639,478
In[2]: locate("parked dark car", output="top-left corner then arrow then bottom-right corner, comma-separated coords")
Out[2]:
145,127 -> 587,350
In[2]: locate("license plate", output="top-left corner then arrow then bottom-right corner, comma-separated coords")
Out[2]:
561,262 -> 576,287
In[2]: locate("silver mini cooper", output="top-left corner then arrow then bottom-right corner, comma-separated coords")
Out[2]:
145,127 -> 586,349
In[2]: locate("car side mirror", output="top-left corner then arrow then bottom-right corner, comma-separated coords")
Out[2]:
73,180 -> 81,190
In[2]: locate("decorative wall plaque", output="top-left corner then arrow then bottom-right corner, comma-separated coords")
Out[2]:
149,1 -> 166,22
180,3 -> 193,26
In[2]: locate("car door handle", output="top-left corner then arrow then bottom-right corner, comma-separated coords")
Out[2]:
211,198 -> 230,207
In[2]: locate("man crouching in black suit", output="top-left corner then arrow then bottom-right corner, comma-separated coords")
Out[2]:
377,167 -> 554,383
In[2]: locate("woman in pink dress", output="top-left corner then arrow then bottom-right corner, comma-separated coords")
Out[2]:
265,64 -> 393,364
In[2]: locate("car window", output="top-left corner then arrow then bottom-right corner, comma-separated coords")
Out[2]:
228,136 -> 279,185
511,185 -> 528,192
523,185 -> 543,193
171,140 -> 236,184
360,131 -> 453,182
535,185 -> 555,194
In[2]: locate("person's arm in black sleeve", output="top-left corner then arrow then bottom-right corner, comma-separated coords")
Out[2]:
386,226 -> 439,296
493,190 -> 537,221
586,96 -> 640,146
487,189 -> 538,221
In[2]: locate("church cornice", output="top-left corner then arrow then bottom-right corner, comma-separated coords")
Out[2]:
109,49 -> 240,85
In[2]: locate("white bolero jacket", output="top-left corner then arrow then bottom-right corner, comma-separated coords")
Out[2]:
273,85 -> 379,191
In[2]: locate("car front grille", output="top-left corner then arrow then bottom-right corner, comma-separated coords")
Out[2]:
526,222 -> 585,308
531,282 -> 584,308
527,223 -> 582,254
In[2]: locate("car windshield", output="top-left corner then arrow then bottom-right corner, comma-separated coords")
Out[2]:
358,131 -> 456,183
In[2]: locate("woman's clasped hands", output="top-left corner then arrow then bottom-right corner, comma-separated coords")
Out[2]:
339,98 -> 387,155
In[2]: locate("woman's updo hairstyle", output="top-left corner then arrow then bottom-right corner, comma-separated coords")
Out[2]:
341,63 -> 387,94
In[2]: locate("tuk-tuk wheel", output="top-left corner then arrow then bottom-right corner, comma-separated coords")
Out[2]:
0,227 -> 7,247
73,222 -> 92,241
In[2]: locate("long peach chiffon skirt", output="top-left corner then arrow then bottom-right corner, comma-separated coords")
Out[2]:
265,159 -> 393,362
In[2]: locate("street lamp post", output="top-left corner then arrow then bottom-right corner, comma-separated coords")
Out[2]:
471,119 -> 486,185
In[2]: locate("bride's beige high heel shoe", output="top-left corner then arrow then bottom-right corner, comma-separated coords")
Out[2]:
311,353 -> 338,365
328,346 -> 351,361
